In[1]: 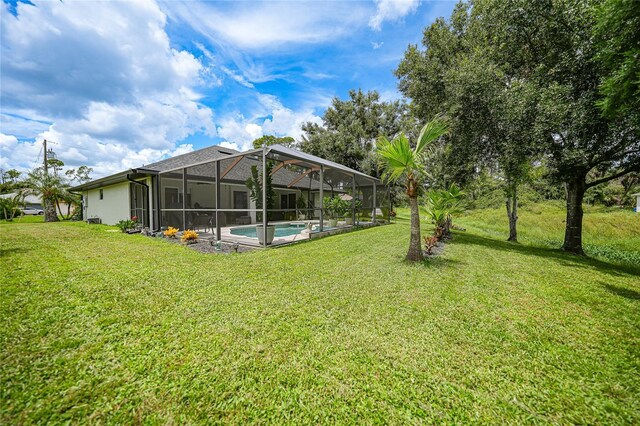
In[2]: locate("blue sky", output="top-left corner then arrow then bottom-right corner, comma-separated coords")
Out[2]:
0,0 -> 456,177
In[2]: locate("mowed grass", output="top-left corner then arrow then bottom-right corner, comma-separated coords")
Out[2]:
458,201 -> 640,265
1,211 -> 639,423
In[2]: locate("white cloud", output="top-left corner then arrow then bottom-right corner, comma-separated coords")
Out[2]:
218,141 -> 241,151
0,133 -> 18,146
260,95 -> 323,139
162,1 -> 371,88
216,116 -> 263,152
369,0 -> 420,31
0,134 -> 41,171
163,1 -> 369,51
0,113 -> 50,140
215,94 -> 323,152
371,41 -> 385,50
0,0 -> 216,178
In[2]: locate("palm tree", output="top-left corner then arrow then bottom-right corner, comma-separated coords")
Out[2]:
24,168 -> 64,222
425,184 -> 465,239
377,115 -> 450,261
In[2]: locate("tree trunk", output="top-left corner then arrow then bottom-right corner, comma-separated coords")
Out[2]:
406,195 -> 424,262
562,178 -> 586,255
44,197 -> 59,222
506,185 -> 518,242
56,199 -> 65,220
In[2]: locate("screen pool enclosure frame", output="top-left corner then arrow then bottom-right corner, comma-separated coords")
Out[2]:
158,144 -> 390,248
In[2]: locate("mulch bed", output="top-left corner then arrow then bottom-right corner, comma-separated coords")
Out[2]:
160,236 -> 256,254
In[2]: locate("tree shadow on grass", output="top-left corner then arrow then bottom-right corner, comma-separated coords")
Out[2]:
421,256 -> 463,269
601,282 -> 640,300
0,247 -> 30,258
452,231 -> 640,278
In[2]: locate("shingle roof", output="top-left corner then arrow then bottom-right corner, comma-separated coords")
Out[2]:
71,143 -> 379,192
143,145 -> 240,172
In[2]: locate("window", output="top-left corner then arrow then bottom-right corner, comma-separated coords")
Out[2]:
281,193 -> 296,209
99,189 -> 103,200
233,191 -> 248,209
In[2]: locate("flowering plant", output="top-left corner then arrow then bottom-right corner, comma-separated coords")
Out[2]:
164,226 -> 178,238
181,229 -> 198,243
132,215 -> 138,222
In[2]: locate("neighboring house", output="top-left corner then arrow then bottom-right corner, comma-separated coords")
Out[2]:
632,193 -> 640,213
71,144 -> 388,246
0,192 -> 71,214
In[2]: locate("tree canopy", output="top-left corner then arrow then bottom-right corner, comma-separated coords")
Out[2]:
300,89 -> 414,176
395,0 -> 640,254
595,0 -> 640,120
252,135 -> 295,150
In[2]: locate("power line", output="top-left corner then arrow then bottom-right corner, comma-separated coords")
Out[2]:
32,143 -> 43,170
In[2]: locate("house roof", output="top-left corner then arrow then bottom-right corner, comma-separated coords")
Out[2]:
71,143 -> 379,192
266,144 -> 379,183
143,145 -> 240,172
70,145 -> 239,191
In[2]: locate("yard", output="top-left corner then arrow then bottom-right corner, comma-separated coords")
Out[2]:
1,205 -> 639,423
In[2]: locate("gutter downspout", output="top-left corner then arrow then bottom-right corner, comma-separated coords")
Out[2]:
127,172 -> 150,229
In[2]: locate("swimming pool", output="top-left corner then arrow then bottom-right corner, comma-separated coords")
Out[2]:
230,223 -> 307,239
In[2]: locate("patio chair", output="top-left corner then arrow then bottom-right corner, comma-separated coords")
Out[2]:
235,215 -> 251,225
191,214 -> 214,233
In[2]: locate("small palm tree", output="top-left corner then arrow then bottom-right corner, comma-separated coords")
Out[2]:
425,184 -> 465,239
377,115 -> 450,261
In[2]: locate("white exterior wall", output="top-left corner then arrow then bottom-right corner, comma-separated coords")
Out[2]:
636,195 -> 640,212
84,182 -> 130,225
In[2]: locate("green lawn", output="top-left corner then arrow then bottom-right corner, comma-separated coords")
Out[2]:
1,208 -> 639,423
457,201 -> 640,265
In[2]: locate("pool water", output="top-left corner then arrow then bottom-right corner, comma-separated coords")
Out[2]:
230,223 -> 307,239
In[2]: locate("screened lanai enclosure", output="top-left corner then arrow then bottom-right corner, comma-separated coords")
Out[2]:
158,144 -> 390,247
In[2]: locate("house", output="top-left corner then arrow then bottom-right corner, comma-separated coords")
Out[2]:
0,192 -> 72,215
632,193 -> 640,213
70,144 -> 389,246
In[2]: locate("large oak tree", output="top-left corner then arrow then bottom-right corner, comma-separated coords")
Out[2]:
397,0 -> 640,254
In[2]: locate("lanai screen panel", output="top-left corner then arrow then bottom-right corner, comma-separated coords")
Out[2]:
265,150 -> 323,222
218,154 -> 262,228
159,169 -> 184,229
322,165 -> 354,228
376,183 -> 391,221
185,162 -> 216,233
354,175 -> 375,223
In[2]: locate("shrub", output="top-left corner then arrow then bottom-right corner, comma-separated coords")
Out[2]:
0,193 -> 24,221
324,196 -> 350,219
425,184 -> 465,239
70,206 -> 83,221
115,219 -> 136,233
163,226 -> 178,238
424,235 -> 438,255
181,229 -> 198,243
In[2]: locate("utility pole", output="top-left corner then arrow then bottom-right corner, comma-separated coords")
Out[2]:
43,139 -> 48,175
41,138 -> 59,222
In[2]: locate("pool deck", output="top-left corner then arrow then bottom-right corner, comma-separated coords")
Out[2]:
221,220 -> 381,247
221,221 -> 313,246
184,220 -> 384,248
